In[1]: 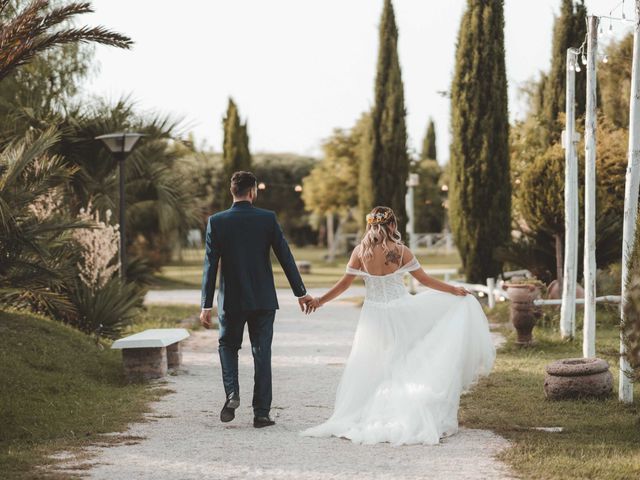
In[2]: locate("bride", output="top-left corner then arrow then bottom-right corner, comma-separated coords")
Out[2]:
300,206 -> 496,446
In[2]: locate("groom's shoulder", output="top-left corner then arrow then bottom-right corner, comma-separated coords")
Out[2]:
252,207 -> 276,219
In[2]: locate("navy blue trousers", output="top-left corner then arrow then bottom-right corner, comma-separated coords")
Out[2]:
217,309 -> 275,417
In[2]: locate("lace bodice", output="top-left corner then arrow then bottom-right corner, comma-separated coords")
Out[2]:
346,257 -> 421,305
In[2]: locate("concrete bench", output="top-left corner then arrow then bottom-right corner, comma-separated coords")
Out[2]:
296,260 -> 312,274
112,328 -> 190,381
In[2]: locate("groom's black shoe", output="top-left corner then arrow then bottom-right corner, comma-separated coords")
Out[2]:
253,416 -> 276,428
220,392 -> 240,423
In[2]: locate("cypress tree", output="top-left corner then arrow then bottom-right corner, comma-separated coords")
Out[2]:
421,118 -> 437,161
360,0 -> 409,234
541,0 -> 587,144
449,0 -> 511,283
220,97 -> 252,210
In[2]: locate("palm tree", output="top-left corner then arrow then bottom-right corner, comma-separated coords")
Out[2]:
0,0 -> 132,82
0,128 -> 83,315
58,99 -> 201,266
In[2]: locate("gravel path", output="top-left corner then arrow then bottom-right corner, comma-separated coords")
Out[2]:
58,290 -> 514,479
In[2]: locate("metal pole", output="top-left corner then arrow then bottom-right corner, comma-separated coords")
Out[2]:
561,48 -> 580,340
118,152 -> 127,281
619,0 -> 640,404
583,16 -> 599,357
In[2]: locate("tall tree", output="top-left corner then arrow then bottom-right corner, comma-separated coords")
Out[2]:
449,0 -> 511,283
220,98 -> 252,210
541,0 -> 587,144
420,118 -> 437,161
360,0 -> 409,234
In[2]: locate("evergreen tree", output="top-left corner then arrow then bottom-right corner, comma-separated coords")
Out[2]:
541,0 -> 587,144
449,0 -> 511,283
360,0 -> 409,234
420,118 -> 437,161
220,97 -> 252,210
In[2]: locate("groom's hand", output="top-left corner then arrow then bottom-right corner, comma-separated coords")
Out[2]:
200,309 -> 212,329
298,294 -> 313,313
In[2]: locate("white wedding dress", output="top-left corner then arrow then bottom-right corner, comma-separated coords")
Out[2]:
301,256 -> 496,446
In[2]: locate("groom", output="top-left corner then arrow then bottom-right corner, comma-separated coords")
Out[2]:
200,171 -> 313,428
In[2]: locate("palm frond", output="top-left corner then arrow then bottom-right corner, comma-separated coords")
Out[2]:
0,0 -> 132,81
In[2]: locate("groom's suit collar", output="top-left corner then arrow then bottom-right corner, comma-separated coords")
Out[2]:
231,200 -> 254,209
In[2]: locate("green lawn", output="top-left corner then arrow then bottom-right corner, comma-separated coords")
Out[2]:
461,303 -> 640,480
125,304 -> 205,334
154,246 -> 462,289
0,304 -> 200,479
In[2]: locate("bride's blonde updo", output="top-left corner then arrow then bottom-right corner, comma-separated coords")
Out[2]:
359,206 -> 403,261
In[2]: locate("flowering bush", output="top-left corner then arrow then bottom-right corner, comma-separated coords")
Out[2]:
72,204 -> 119,291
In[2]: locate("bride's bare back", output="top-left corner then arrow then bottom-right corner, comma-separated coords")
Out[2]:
350,241 -> 413,276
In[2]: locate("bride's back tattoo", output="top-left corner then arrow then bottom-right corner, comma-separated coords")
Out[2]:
384,248 -> 401,266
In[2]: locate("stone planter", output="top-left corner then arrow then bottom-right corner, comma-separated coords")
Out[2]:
505,283 -> 541,346
544,357 -> 613,400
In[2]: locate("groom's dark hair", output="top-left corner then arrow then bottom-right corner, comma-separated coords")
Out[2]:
230,171 -> 257,197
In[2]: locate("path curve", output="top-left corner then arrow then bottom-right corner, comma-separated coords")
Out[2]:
60,290 -> 514,479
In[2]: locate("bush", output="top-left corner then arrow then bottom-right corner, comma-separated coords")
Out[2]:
66,278 -> 144,339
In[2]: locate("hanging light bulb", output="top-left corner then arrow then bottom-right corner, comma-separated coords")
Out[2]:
575,63 -> 582,72
609,21 -> 614,34
599,24 -> 604,34
581,54 -> 587,65
603,54 -> 609,63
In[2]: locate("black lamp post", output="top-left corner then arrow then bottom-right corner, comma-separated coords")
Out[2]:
95,132 -> 144,280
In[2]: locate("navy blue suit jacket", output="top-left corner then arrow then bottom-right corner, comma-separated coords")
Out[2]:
200,201 -> 307,312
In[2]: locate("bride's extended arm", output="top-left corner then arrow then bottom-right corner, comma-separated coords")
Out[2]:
308,247 -> 360,312
405,247 -> 468,296
316,274 -> 356,308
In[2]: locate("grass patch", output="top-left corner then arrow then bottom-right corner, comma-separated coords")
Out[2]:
154,246 -> 462,289
460,304 -> 640,480
0,309 -> 171,478
126,304 -> 205,334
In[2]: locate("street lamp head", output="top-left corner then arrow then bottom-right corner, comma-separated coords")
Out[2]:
95,132 -> 145,154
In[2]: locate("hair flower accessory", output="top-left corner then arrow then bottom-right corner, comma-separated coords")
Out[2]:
366,210 -> 391,225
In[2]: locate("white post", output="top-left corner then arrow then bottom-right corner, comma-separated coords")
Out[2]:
583,16 -> 599,358
326,213 -> 335,262
619,0 -> 640,404
406,173 -> 419,293
561,47 -> 580,341
487,277 -> 496,309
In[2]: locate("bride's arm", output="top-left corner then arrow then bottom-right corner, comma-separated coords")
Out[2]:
309,247 -> 360,311
404,246 -> 468,296
316,274 -> 356,307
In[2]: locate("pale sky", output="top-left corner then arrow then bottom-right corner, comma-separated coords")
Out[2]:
83,0 -> 634,161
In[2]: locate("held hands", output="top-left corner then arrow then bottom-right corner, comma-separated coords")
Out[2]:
305,297 -> 322,314
298,294 -> 322,314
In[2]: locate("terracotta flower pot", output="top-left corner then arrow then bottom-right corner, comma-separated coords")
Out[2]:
505,283 -> 541,346
543,357 -> 613,400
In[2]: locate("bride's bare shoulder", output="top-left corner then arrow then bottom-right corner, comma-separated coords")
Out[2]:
348,244 -> 363,267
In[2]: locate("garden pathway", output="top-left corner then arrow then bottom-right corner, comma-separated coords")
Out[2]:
58,289 -> 514,479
